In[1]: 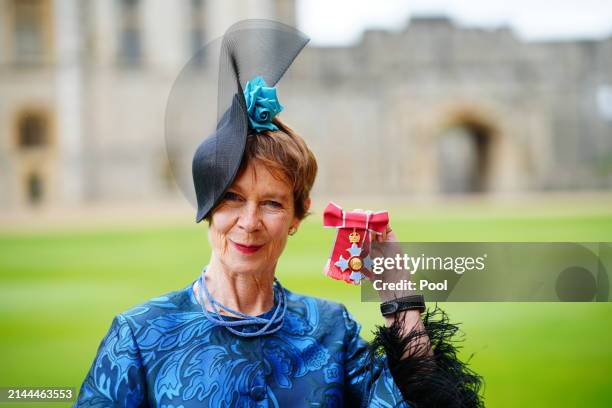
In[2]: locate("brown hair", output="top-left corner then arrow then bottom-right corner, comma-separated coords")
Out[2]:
208,117 -> 317,221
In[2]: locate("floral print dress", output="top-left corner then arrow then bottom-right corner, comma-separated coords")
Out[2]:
75,283 -> 410,407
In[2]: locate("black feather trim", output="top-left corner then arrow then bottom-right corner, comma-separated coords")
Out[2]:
368,304 -> 485,408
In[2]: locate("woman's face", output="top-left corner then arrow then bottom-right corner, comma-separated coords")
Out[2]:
208,160 -> 303,276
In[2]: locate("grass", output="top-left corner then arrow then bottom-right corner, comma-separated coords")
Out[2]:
1,208 -> 612,407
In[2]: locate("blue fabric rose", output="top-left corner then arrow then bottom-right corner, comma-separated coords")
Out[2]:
243,76 -> 284,132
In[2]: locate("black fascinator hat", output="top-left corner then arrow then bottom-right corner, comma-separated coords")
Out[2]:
164,20 -> 309,223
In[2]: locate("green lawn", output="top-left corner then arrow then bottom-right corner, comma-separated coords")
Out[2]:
1,209 -> 611,407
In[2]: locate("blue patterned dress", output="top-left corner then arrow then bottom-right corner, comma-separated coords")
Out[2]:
75,282 -> 410,407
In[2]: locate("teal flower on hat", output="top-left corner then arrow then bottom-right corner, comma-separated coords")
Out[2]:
243,76 -> 284,132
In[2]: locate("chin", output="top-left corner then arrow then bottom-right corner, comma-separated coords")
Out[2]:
223,257 -> 271,275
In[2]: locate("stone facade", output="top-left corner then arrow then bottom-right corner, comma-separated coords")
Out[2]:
285,17 -> 612,197
0,1 -> 610,211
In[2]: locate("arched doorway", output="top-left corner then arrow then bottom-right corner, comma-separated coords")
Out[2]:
14,110 -> 53,206
27,172 -> 44,205
437,121 -> 492,194
409,102 -> 524,197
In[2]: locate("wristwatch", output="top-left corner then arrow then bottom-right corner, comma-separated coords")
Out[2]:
380,295 -> 426,316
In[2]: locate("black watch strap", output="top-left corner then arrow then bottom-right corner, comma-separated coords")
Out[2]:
380,295 -> 426,316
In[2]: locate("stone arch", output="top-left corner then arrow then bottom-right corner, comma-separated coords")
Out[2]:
436,110 -> 498,194
410,102 -> 521,196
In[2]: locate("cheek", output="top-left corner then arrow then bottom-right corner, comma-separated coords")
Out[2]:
262,215 -> 292,257
264,234 -> 288,260
209,228 -> 230,256
209,213 -> 235,256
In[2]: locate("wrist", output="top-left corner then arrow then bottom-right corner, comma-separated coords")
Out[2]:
384,309 -> 421,328
380,294 -> 425,316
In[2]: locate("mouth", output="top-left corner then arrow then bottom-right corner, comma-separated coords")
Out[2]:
231,240 -> 264,254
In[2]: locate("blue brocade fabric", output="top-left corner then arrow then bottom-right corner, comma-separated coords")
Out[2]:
75,282 -> 410,408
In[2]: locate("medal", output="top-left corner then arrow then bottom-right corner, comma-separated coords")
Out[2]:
323,202 -> 389,285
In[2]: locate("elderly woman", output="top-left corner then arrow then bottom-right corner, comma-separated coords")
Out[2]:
75,21 -> 482,408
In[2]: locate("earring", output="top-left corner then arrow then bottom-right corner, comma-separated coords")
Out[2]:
288,226 -> 297,236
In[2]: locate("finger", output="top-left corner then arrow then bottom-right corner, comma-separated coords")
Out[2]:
383,226 -> 391,242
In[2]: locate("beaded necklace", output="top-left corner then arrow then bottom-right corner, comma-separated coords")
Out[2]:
196,266 -> 287,337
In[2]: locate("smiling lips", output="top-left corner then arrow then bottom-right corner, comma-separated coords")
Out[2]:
231,241 -> 264,254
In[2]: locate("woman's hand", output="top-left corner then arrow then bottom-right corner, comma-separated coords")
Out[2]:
364,224 -> 411,303
368,226 -> 428,342
375,225 -> 398,244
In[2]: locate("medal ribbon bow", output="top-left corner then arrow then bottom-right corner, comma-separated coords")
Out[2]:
322,202 -> 389,285
323,202 -> 389,233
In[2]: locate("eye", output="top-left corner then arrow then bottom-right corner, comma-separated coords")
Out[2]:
263,200 -> 283,209
223,192 -> 243,202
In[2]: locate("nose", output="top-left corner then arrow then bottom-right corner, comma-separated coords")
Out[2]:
237,202 -> 262,232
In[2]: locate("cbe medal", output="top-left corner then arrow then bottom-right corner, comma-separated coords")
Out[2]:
322,202 -> 389,285
336,228 -> 368,284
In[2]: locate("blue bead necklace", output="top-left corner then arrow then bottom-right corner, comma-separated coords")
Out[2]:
196,266 -> 287,337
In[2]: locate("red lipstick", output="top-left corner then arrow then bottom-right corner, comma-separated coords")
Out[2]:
232,241 -> 264,254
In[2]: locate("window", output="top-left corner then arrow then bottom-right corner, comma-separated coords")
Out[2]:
12,0 -> 45,63
118,0 -> 142,66
18,113 -> 48,149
